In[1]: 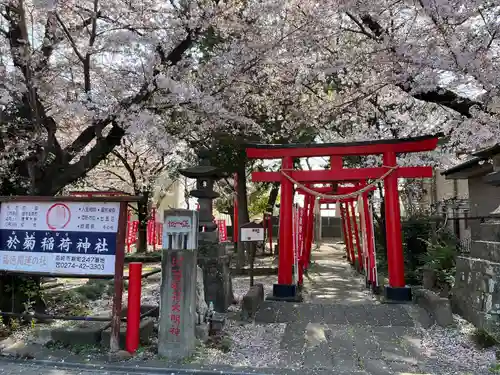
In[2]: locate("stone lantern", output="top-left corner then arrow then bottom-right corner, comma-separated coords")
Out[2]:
179,148 -> 233,312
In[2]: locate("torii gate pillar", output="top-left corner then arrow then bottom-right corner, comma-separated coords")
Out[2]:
272,156 -> 300,301
383,152 -> 410,300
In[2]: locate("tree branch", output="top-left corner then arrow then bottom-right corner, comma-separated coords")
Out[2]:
62,29 -> 198,162
112,149 -> 138,188
55,13 -> 85,62
357,13 -> 489,119
47,123 -> 125,194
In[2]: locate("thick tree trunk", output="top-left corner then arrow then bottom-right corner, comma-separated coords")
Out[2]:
235,166 -> 250,271
136,191 -> 150,253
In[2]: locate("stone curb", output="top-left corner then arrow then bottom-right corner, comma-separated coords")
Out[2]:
0,358 -> 271,375
413,288 -> 454,327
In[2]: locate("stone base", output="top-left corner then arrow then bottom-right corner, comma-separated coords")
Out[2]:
266,284 -> 303,302
195,324 -> 209,342
384,286 -> 412,302
120,304 -> 159,318
414,288 -> 453,327
101,318 -> 155,349
51,322 -> 106,347
372,283 -> 382,295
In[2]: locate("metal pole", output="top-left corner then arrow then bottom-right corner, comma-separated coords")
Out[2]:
126,262 -> 142,354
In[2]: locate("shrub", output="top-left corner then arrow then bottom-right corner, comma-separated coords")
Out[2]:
418,229 -> 457,289
374,214 -> 435,285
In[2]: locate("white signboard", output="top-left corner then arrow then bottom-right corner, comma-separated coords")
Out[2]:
164,216 -> 193,234
0,201 -> 120,276
241,227 -> 264,242
162,211 -> 198,250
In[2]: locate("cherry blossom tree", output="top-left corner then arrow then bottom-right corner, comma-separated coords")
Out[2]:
0,0 -> 294,196
289,1 -> 500,154
80,134 -> 183,252
0,0 -> 315,314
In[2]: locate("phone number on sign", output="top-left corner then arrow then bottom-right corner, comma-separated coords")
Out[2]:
55,262 -> 105,270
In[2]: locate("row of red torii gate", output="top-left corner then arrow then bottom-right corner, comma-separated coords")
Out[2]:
245,135 -> 440,302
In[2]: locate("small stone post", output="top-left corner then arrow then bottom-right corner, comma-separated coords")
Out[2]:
158,210 -> 198,359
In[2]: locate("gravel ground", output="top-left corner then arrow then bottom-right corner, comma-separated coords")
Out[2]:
6,269 -> 500,375
418,314 -> 497,373
192,321 -> 288,368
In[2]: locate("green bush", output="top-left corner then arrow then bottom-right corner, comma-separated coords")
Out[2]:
472,328 -> 498,348
374,214 -> 434,285
373,213 -> 459,286
418,229 -> 457,288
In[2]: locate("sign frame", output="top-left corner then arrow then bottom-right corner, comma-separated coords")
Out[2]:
162,209 -> 199,250
0,195 -> 141,353
240,221 -> 265,242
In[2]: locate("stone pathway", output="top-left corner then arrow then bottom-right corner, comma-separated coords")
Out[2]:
254,242 -> 489,375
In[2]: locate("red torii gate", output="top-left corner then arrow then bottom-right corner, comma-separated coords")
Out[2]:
296,183 -> 376,272
246,135 -> 439,302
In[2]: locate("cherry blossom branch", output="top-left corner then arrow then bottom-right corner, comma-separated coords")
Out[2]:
111,149 -> 138,189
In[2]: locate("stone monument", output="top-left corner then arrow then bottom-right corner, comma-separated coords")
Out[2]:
179,148 -> 233,312
158,209 -> 198,359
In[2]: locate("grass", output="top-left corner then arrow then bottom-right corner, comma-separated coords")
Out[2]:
490,363 -> 500,373
47,279 -> 116,316
472,328 -> 498,349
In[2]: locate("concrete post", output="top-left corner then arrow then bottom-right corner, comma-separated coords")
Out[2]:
158,209 -> 198,359
158,250 -> 197,358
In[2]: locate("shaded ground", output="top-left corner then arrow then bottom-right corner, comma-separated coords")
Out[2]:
245,242 -> 495,375
0,242 -> 496,375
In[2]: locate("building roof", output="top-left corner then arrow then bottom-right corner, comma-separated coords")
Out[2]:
442,144 -> 500,179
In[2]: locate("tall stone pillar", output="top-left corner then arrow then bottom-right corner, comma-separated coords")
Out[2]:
179,148 -> 233,312
158,209 -> 198,359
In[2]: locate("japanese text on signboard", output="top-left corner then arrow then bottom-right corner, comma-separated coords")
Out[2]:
165,216 -> 192,233
0,202 -> 120,275
170,255 -> 183,337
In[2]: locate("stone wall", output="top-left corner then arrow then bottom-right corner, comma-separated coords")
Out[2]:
453,254 -> 500,338
452,177 -> 500,338
468,177 -> 500,238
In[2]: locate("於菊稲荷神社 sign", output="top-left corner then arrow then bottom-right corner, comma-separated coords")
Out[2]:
0,201 -> 121,276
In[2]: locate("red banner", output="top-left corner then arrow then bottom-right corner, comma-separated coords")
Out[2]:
156,223 -> 163,246
126,220 -> 139,252
217,219 -> 227,242
298,207 -> 304,258
147,219 -> 154,245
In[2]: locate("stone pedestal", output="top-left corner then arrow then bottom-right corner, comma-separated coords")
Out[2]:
158,249 -> 197,359
198,232 -> 233,312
